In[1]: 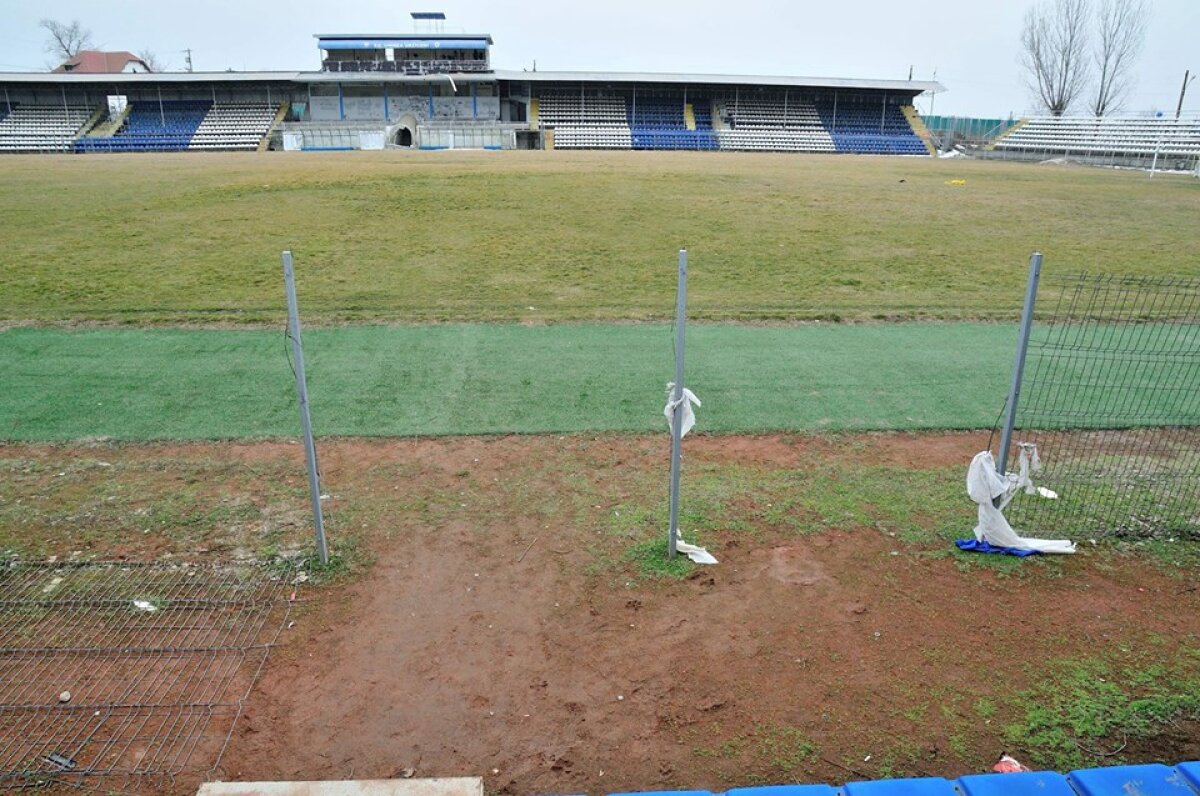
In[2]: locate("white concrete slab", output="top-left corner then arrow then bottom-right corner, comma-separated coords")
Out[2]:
198,777 -> 484,796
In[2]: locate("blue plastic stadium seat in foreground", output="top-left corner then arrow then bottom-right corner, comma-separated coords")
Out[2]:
958,771 -> 1076,796
1069,764 -> 1198,796
843,777 -> 958,796
727,786 -> 838,796
1177,762 -> 1200,791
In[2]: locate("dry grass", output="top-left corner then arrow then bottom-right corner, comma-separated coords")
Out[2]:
1,150 -> 1196,325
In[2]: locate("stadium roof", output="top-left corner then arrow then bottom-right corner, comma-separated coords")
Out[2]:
0,69 -> 943,93
314,33 -> 494,44
497,70 -> 943,93
0,71 -> 301,84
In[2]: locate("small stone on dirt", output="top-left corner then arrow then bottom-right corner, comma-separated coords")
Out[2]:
59,691 -> 71,703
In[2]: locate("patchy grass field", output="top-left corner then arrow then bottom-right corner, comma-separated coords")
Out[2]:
0,151 -> 1197,325
3,433 -> 1197,794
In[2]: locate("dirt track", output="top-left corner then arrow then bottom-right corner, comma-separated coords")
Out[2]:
189,433 -> 1200,794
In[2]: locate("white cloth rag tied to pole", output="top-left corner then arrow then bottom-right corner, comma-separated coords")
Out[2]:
967,450 -> 1076,554
664,383 -> 702,437
663,383 -> 717,565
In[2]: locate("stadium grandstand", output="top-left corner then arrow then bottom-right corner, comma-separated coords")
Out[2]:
984,114 -> 1200,170
0,19 -> 940,156
0,18 -> 1196,166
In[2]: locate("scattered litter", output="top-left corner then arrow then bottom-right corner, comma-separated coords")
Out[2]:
491,768 -> 499,775
133,600 -> 158,612
993,753 -> 1031,773
42,577 -> 64,594
864,755 -> 872,762
674,530 -> 717,565
945,179 -> 967,186
287,621 -> 296,629
58,690 -> 71,703
400,768 -> 415,779
960,450 -> 1076,555
292,571 -> 309,585
617,694 -> 624,701
516,537 -> 538,563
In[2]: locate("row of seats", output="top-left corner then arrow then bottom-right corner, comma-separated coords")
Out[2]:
815,101 -> 928,154
995,116 -> 1200,157
73,101 -> 282,152
551,126 -> 633,149
538,92 -> 928,155
720,98 -> 824,128
597,761 -> 1200,796
631,130 -> 718,150
717,129 -> 836,152
76,100 -> 212,152
0,104 -> 95,152
189,103 -> 279,150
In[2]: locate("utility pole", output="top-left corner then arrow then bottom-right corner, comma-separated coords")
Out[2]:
1177,69 -> 1194,120
182,48 -> 193,73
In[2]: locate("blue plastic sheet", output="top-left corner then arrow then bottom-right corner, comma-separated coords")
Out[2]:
955,539 -> 1039,557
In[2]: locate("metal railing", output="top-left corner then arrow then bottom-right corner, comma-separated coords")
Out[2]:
323,59 -> 490,75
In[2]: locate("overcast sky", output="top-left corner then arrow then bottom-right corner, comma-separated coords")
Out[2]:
1,0 -> 1196,118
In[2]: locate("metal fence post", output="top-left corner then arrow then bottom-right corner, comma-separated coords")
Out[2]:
667,249 -> 688,559
282,251 -> 330,566
997,251 -> 1044,479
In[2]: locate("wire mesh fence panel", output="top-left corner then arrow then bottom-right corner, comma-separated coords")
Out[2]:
1001,273 -> 1200,540
0,561 -> 296,792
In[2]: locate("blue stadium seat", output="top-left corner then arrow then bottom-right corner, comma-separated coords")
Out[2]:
1176,762 -> 1200,791
842,777 -> 957,796
727,786 -> 838,796
1069,764 -> 1198,796
957,771 -> 1076,796
75,99 -> 211,153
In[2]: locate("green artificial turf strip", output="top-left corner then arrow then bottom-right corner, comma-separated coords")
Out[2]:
0,323 -> 1016,441
1,151 -> 1197,325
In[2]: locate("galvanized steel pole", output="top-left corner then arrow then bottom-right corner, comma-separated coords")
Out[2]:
282,251 -> 329,566
668,249 -> 688,559
997,251 -> 1043,481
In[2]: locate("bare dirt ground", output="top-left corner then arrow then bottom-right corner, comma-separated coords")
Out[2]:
3,433 -> 1198,794
221,434 -> 1198,794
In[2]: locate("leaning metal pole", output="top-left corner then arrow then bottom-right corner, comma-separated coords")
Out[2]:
282,250 -> 330,566
667,249 -> 688,559
997,251 -> 1044,481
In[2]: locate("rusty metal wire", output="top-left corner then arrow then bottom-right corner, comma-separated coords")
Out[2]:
0,561 -> 296,792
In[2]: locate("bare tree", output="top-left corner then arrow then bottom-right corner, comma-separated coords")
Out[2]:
40,19 -> 94,61
1020,0 -> 1091,116
1090,0 -> 1148,116
138,50 -> 166,72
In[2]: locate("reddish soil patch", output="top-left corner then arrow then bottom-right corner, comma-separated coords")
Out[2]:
194,433 -> 1200,794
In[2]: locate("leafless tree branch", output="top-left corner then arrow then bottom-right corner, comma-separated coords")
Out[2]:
1091,0 -> 1148,116
1020,0 -> 1091,116
39,19 -> 94,62
138,50 -> 166,72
